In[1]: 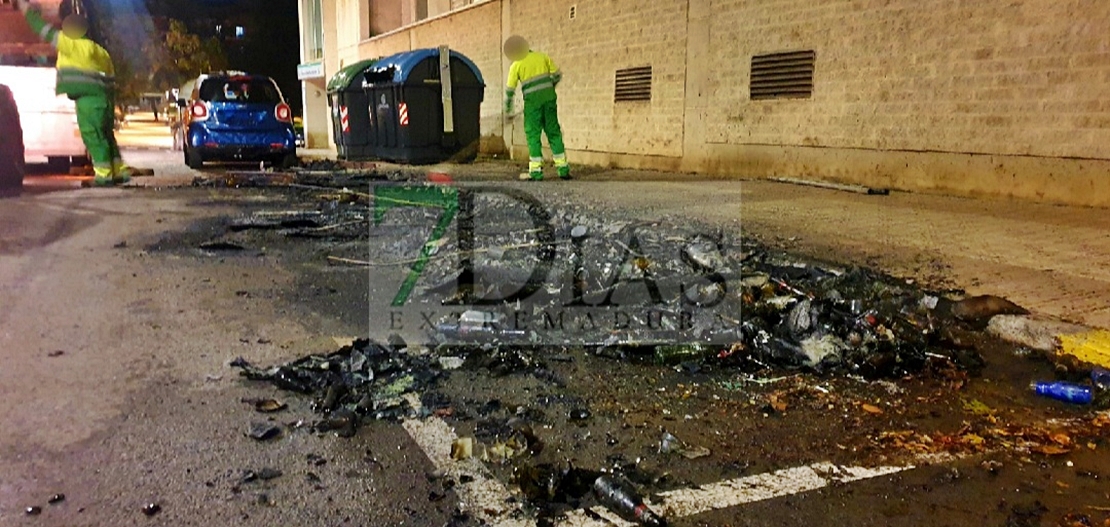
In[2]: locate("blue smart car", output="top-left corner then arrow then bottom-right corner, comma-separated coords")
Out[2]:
178,72 -> 297,169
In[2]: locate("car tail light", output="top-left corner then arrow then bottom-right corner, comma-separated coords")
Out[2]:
275,103 -> 292,123
190,102 -> 209,120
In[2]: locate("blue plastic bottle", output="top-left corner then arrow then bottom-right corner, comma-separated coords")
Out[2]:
1030,381 -> 1093,405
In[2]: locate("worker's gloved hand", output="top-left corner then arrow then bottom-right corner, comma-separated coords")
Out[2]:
504,100 -> 514,115
14,0 -> 31,13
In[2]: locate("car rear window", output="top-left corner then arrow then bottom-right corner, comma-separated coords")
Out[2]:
198,77 -> 281,104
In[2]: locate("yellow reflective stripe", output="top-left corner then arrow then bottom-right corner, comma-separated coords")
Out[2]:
59,68 -> 114,86
522,73 -> 552,88
522,84 -> 553,96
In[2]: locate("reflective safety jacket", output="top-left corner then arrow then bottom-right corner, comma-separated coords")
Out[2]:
505,51 -> 561,106
22,8 -> 115,96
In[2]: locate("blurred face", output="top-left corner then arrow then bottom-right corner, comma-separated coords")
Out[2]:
503,38 -> 528,61
62,15 -> 88,38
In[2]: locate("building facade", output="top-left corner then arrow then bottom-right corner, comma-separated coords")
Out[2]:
298,0 -> 1110,206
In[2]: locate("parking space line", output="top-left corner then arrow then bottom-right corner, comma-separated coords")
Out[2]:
402,404 -> 911,527
401,380 -> 911,526
557,462 -> 911,527
401,394 -> 536,527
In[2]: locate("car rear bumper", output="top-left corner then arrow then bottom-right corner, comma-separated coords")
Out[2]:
187,125 -> 296,159
194,145 -> 295,160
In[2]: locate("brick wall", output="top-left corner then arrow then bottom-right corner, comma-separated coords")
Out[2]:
358,1 -> 505,148
510,0 -> 688,157
706,0 -> 1110,159
369,0 -> 402,36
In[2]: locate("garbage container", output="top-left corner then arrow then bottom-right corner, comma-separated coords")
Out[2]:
327,58 -> 379,161
0,84 -> 25,193
362,48 -> 485,164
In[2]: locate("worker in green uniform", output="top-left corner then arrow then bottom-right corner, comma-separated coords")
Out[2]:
504,36 -> 569,181
16,0 -> 130,186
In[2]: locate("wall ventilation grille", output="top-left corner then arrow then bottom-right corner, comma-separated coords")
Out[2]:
614,66 -> 652,102
750,50 -> 815,100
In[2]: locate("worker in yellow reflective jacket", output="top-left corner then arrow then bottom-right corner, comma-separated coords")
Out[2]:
504,36 -> 569,181
16,0 -> 130,185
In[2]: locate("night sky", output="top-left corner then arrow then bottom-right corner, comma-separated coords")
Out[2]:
91,0 -> 303,113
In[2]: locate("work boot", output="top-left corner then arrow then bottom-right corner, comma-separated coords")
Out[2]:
112,162 -> 132,184
92,166 -> 115,187
553,154 -> 570,180
528,159 -> 543,181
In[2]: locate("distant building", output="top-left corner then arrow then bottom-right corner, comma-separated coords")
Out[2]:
297,0 -> 1110,206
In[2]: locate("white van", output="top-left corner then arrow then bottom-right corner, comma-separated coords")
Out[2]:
0,65 -> 86,169
0,1 -> 86,170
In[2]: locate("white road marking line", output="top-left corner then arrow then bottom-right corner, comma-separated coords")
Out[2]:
557,462 -> 911,527
562,507 -> 636,526
402,382 -> 912,526
401,393 -> 536,527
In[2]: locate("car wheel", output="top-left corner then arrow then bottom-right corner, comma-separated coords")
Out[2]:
0,152 -> 23,193
279,153 -> 298,170
0,85 -> 25,192
46,156 -> 71,173
185,146 -> 204,169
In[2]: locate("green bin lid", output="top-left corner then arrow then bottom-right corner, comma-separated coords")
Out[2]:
326,58 -> 379,92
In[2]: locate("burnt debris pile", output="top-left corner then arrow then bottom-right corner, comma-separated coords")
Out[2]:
231,338 -> 445,434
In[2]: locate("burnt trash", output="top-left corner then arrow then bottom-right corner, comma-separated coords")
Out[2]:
516,463 -> 601,504
658,431 -> 711,460
434,310 -> 528,343
569,408 -> 591,422
516,461 -> 672,526
242,398 -> 287,413
247,422 -> 282,441
314,408 -> 359,437
593,475 -> 667,526
198,241 -> 246,252
243,468 -> 283,482
232,338 -> 445,435
48,494 -> 65,504
1092,368 -> 1110,389
141,503 -> 162,516
569,240 -> 993,380
25,506 -> 41,516
652,343 -> 716,366
682,235 -> 725,272
465,417 -> 545,460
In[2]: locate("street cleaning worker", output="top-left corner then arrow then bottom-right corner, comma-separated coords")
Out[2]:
15,0 -> 131,185
503,36 -> 570,181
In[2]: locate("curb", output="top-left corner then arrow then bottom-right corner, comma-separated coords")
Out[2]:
988,314 -> 1110,368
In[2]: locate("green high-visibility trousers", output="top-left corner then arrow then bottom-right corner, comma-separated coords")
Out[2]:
523,98 -> 567,175
74,90 -> 120,176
